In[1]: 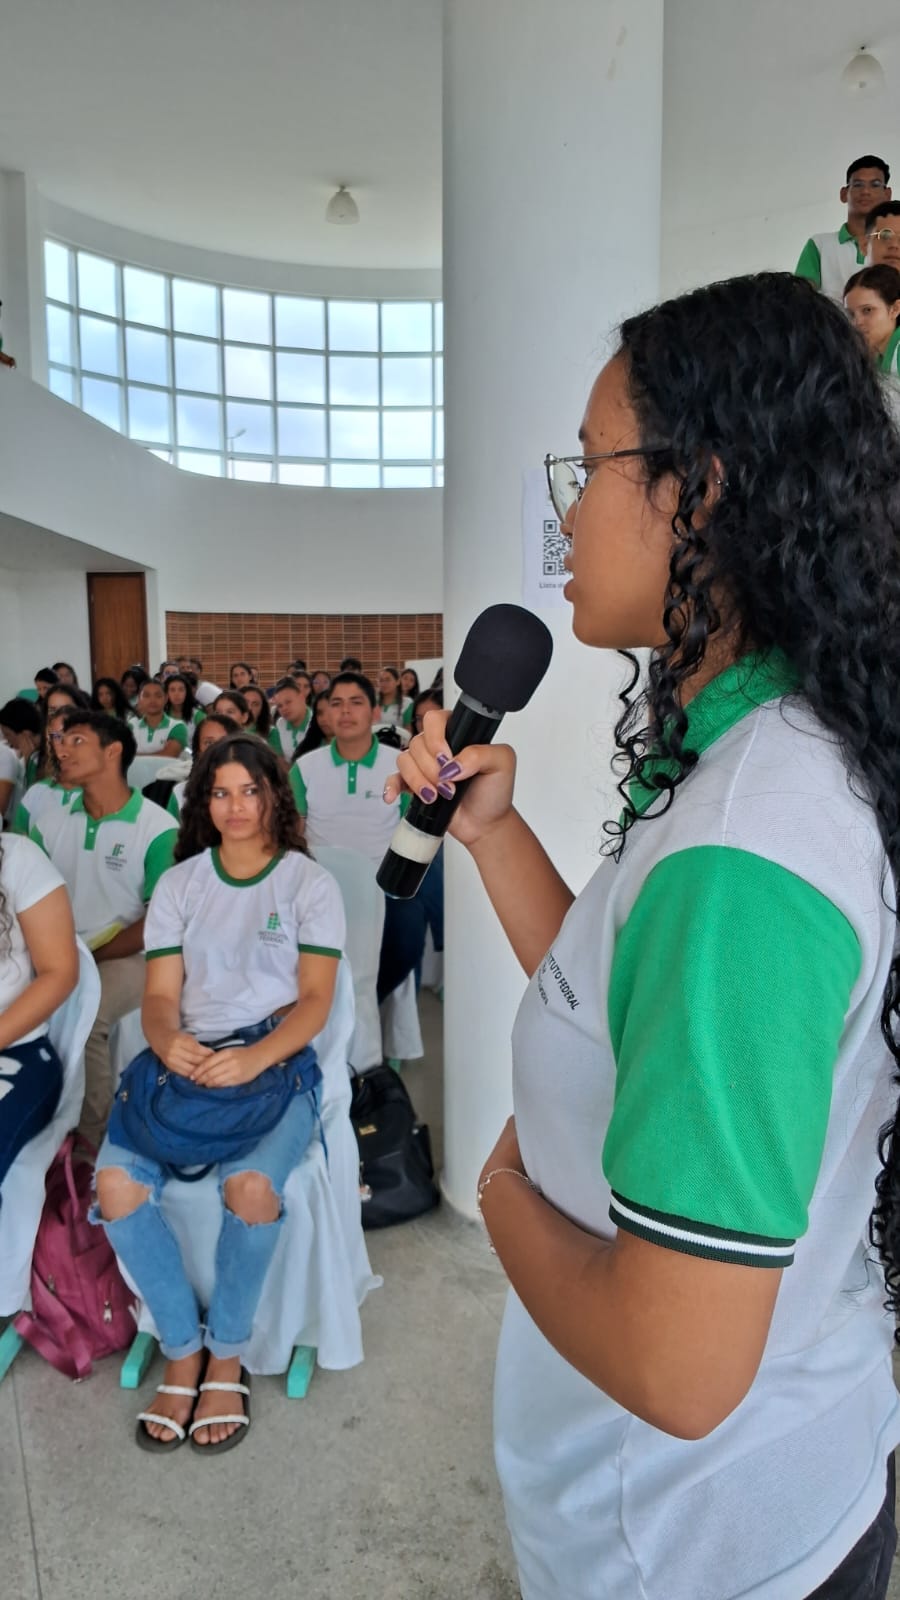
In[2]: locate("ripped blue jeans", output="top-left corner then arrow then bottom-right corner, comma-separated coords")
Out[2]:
91,1083 -> 320,1359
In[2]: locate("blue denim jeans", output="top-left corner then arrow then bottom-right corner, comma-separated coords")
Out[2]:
91,1032 -> 320,1360
805,1457 -> 896,1598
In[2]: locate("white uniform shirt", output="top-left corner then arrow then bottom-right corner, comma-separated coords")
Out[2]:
0,739 -> 23,829
496,653 -> 900,1600
30,790 -> 177,950
0,834 -> 67,1043
144,847 -> 345,1036
128,714 -> 189,756
13,780 -> 80,838
269,711 -> 311,761
291,738 -> 403,864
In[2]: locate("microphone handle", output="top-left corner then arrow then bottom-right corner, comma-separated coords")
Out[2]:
376,694 -> 503,899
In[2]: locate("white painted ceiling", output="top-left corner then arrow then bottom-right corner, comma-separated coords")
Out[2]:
0,0 -> 442,269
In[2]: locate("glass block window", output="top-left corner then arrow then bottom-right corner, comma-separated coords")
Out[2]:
44,239 -> 443,488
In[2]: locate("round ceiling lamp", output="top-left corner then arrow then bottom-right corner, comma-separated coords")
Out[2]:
841,46 -> 886,95
325,185 -> 360,225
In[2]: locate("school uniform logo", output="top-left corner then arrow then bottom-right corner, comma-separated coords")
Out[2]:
536,950 -> 580,1011
258,911 -> 288,947
106,842 -> 127,872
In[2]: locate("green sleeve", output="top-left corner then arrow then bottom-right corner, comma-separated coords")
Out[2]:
603,845 -> 860,1268
402,701 -> 414,728
11,801 -> 30,835
268,727 -> 282,754
28,820 -> 48,856
142,828 -> 177,901
169,722 -> 188,750
289,763 -> 308,815
167,791 -> 180,819
795,238 -> 822,286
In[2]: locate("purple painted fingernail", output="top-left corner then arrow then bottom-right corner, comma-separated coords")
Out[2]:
436,752 -> 449,767
420,785 -> 438,803
437,781 -> 455,800
441,761 -> 462,780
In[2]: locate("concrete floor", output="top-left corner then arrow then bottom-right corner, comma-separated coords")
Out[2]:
3,991 -> 900,1599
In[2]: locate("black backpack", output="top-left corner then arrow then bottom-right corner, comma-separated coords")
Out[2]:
349,1065 -> 440,1229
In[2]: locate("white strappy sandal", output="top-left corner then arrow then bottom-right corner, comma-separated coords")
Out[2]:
188,1369 -> 252,1455
135,1383 -> 200,1453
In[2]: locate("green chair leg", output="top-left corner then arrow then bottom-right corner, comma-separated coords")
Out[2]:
120,1331 -> 156,1389
286,1343 -> 316,1399
0,1323 -> 24,1383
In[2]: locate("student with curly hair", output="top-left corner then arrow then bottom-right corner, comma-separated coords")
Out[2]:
94,734 -> 344,1453
394,272 -> 900,1599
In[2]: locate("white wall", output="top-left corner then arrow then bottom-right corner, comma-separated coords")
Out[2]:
0,565 -> 92,700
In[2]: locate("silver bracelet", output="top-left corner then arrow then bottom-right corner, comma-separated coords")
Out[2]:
476,1166 -> 540,1214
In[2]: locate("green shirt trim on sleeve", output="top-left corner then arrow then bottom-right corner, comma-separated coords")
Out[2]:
795,237 -> 822,286
142,829 -> 177,902
167,791 -> 180,819
168,721 -> 188,749
29,820 -> 48,857
298,943 -> 342,958
603,844 -> 861,1268
11,801 -> 30,835
145,945 -> 183,960
289,763 -> 308,815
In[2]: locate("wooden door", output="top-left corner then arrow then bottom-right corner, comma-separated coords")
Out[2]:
87,572 -> 149,681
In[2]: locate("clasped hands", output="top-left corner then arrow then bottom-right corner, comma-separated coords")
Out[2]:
161,1031 -> 269,1088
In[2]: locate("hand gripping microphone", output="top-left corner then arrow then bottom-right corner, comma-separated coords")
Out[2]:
376,603 -> 553,900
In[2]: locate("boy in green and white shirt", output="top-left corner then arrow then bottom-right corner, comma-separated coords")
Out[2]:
268,677 -> 312,761
290,674 -> 406,863
129,679 -> 189,757
31,710 -> 177,1150
796,154 -> 891,301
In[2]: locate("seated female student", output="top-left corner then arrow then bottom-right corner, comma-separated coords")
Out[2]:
167,713 -> 239,816
375,666 -> 413,734
120,666 -> 149,709
400,668 -> 420,703
844,265 -> 900,378
33,668 -> 58,701
25,685 -> 90,791
242,685 -> 271,741
95,733 -> 345,1453
292,691 -> 333,761
310,670 -> 331,697
0,831 -> 78,1201
129,679 -> 189,758
164,673 -> 204,733
51,662 -> 79,688
229,662 -> 256,692
0,701 -> 41,827
212,689 -> 252,730
12,704 -> 83,835
92,677 -> 131,722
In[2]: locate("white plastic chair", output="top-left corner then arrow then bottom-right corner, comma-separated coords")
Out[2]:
116,955 -> 380,1394
0,940 -> 101,1373
313,845 -> 385,1072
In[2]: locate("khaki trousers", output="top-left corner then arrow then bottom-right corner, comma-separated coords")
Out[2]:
78,951 -> 146,1152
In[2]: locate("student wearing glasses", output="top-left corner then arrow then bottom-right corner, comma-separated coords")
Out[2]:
392,272 -> 900,1599
864,199 -> 900,273
796,155 -> 891,302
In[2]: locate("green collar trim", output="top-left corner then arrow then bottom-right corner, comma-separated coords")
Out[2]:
880,326 -> 900,373
329,737 -> 379,769
70,788 -> 142,824
135,714 -> 173,731
838,222 -> 867,261
630,650 -> 800,817
211,847 -> 284,887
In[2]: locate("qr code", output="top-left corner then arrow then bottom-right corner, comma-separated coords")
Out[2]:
542,519 -> 568,577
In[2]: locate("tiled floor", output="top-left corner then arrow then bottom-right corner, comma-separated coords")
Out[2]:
3,992 -> 900,1598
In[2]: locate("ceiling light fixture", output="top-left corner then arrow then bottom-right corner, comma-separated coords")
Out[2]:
325,185 -> 360,225
841,45 -> 886,95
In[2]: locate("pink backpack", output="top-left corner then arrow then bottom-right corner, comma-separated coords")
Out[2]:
14,1135 -> 137,1379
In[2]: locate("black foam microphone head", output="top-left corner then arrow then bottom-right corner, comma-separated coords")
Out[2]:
454,604 -> 554,712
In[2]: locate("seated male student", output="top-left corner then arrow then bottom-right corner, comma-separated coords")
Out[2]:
178,656 -> 220,708
290,673 -> 406,863
796,154 -> 891,301
269,677 -> 312,760
864,199 -> 900,271
29,711 -> 177,1151
129,679 -> 189,758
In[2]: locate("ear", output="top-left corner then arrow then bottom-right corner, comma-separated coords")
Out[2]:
840,184 -> 850,205
886,188 -> 893,202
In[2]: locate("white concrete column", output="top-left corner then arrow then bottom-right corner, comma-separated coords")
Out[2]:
442,0 -> 664,1214
0,171 -> 47,382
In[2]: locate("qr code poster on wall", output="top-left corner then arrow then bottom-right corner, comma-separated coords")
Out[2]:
521,466 -> 570,611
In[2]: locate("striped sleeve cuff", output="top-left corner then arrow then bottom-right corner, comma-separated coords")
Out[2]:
297,943 -> 342,958
609,1192 -> 795,1269
145,946 -> 183,960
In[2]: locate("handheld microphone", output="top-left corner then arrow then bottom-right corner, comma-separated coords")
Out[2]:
376,603 -> 553,899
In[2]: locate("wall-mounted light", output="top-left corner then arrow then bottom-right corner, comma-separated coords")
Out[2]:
325,186 -> 360,225
841,45 -> 885,95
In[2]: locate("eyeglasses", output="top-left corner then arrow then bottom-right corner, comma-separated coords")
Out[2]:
543,448 -> 668,522
849,179 -> 887,193
868,229 -> 900,243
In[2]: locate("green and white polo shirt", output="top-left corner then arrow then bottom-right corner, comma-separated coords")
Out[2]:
13,778 -> 80,838
496,650 -> 900,1600
30,790 -> 177,951
880,325 -> 900,379
268,710 -> 311,761
144,846 -> 345,1035
795,222 -> 866,302
290,737 -> 407,864
128,713 -> 189,755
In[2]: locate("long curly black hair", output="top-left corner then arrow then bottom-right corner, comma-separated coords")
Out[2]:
610,271 -> 900,1316
175,732 -> 308,864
